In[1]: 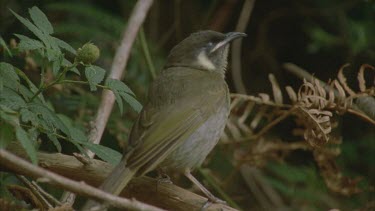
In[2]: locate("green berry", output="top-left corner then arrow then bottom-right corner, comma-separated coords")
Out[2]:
76,43 -> 100,64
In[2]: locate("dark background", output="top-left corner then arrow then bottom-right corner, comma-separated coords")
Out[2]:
1,0 -> 374,210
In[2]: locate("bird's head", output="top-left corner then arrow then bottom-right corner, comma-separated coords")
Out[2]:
165,30 -> 246,76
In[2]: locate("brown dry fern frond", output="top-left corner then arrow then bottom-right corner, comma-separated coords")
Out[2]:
225,64 -> 374,147
223,64 -> 373,197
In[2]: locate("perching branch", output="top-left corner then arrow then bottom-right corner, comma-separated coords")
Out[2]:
2,145 -> 238,211
0,149 -> 164,211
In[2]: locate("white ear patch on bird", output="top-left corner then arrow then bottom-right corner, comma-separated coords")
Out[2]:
197,51 -> 215,70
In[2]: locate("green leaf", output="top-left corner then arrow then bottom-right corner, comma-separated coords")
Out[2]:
0,123 -> 14,148
85,65 -> 106,91
28,103 -> 70,137
52,55 -> 63,76
29,6 -> 54,35
106,78 -> 135,96
106,78 -> 142,113
112,88 -> 124,114
120,92 -> 142,113
0,62 -> 20,91
20,108 -> 38,125
14,68 -> 45,103
46,48 -> 60,61
47,133 -> 62,152
52,37 -> 76,54
16,127 -> 38,164
10,9 -> 50,48
0,36 -> 12,57
81,142 -> 121,165
0,88 -> 27,110
15,34 -> 44,51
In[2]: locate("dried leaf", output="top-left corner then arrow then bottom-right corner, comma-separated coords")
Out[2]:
268,74 -> 283,104
285,86 -> 297,103
337,63 -> 355,96
358,64 -> 374,92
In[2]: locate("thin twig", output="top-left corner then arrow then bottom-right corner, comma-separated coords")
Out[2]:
16,175 -> 53,208
251,106 -> 297,140
0,149 -> 164,211
231,0 -> 256,94
87,0 -> 154,153
62,0 -> 154,203
31,181 -> 62,206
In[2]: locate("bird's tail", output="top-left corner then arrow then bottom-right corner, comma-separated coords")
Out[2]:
81,159 -> 137,210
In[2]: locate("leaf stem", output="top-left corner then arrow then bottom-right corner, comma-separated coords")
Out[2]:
139,27 -> 156,79
59,80 -> 109,90
28,63 -> 77,102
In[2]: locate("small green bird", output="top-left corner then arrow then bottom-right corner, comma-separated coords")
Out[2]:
83,30 -> 246,210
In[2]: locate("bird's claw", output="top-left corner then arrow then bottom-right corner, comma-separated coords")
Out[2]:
200,197 -> 226,210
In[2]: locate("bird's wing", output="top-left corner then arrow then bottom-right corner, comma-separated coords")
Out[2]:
126,79 -> 227,175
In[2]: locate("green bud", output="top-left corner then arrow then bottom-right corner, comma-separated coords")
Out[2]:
76,43 -> 100,64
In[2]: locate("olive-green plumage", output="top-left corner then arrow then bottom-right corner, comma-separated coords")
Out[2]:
83,30 -> 246,210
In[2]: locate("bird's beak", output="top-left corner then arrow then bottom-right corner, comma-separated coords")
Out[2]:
209,32 -> 247,54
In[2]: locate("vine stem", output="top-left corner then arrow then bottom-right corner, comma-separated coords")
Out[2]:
28,64 -> 76,102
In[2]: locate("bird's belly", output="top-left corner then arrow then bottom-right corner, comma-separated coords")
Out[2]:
160,104 -> 229,171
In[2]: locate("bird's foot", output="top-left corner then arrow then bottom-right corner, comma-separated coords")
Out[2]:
157,170 -> 173,184
201,197 -> 227,211
157,176 -> 173,184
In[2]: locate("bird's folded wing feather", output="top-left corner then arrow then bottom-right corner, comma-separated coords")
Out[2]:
126,85 -> 225,175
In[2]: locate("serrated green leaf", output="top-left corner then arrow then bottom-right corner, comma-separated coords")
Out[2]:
18,84 -> 35,101
16,127 -> 38,164
105,78 -> 135,96
0,62 -> 20,90
27,128 -> 39,143
52,37 -> 76,54
81,142 -> 121,165
0,123 -> 14,148
0,88 -> 27,110
47,133 -> 62,152
112,89 -> 124,114
120,92 -> 142,113
10,9 -> 50,49
85,65 -> 106,91
52,55 -> 63,76
29,6 -> 54,35
0,36 -> 12,57
46,48 -> 60,61
15,34 -> 44,51
105,78 -> 141,113
20,108 -> 38,125
28,103 -> 70,137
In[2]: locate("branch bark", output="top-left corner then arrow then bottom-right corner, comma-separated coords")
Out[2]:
2,145 -> 238,211
0,149 -> 164,211
62,0 -> 154,204
88,0 -> 154,154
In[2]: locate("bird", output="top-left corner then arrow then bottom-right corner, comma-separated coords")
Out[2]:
82,30 -> 246,210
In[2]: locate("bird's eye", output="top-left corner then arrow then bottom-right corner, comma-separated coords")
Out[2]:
207,42 -> 213,47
